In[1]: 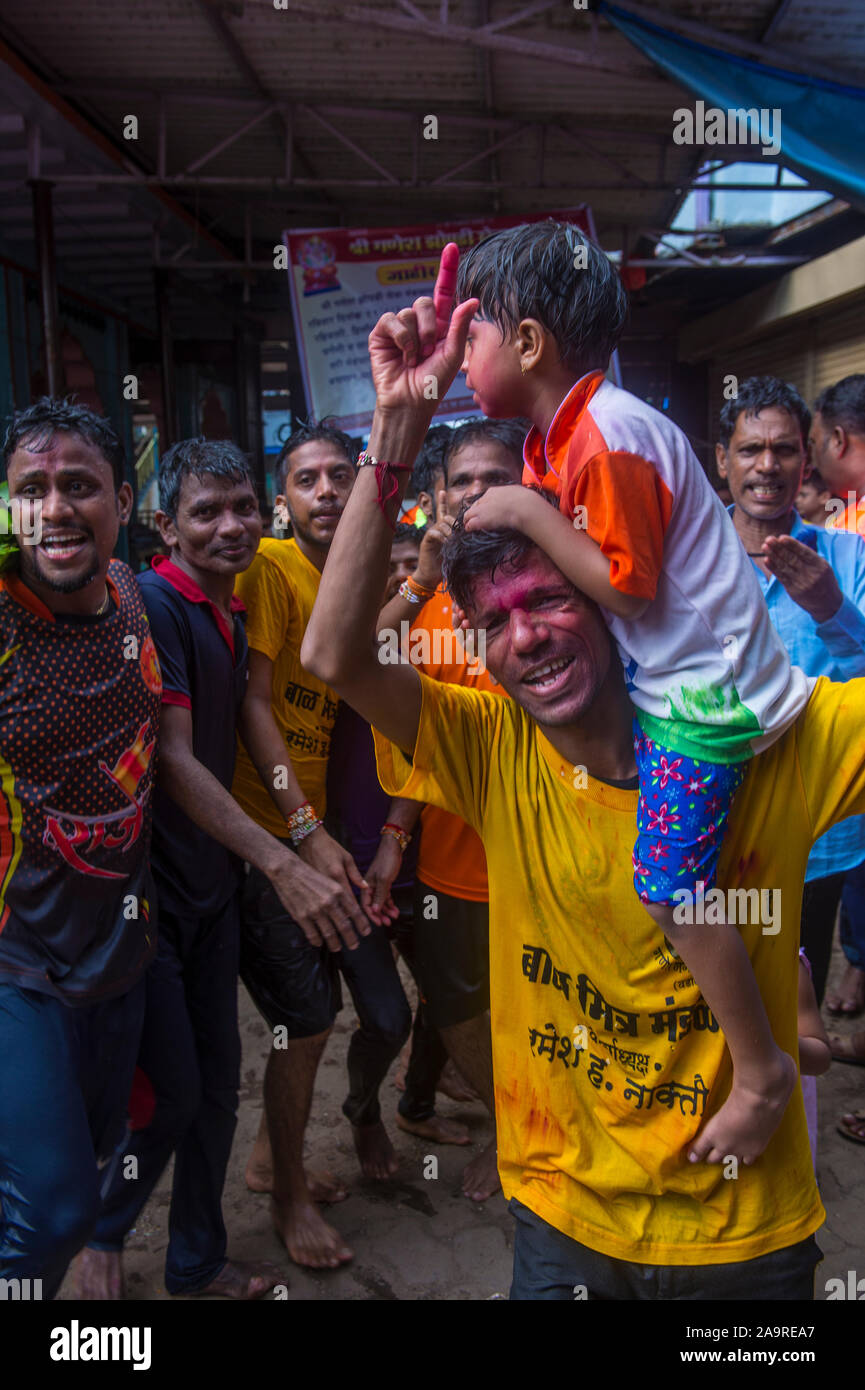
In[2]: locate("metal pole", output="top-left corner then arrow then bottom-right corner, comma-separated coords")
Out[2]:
30,179 -> 61,397
154,269 -> 177,448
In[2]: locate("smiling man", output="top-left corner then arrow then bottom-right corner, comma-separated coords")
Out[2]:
300,253 -> 865,1300
75,437 -> 342,1300
716,376 -> 865,1005
231,422 -> 413,1270
0,398 -> 160,1299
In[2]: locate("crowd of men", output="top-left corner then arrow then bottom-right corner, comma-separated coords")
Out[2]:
1,245 -> 865,1299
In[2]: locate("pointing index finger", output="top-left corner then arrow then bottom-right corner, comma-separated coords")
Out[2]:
433,242 -> 460,338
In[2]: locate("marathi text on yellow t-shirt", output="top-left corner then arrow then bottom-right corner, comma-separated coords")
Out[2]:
232,538 -> 339,834
372,674 -> 862,1265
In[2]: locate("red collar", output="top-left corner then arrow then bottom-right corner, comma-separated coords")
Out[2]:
151,554 -> 245,658
522,370 -> 606,484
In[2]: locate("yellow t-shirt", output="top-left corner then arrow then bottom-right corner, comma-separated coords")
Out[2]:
372,674 -> 863,1265
232,538 -> 339,834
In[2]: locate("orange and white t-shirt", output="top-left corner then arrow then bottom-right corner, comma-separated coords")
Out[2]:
522,373 -> 811,763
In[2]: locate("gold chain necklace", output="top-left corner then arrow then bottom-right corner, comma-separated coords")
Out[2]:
94,588 -> 111,616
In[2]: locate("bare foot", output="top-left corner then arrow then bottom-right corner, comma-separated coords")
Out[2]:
688,1052 -> 797,1165
438,1059 -> 480,1104
72,1247 -> 124,1300
393,1039 -> 411,1093
245,1116 -> 273,1193
825,963 -> 865,1016
828,1029 -> 865,1065
188,1259 -> 286,1299
306,1167 -> 349,1203
462,1140 -> 500,1202
272,1197 -> 354,1269
353,1120 -> 400,1179
837,1108 -> 865,1144
396,1112 -> 471,1145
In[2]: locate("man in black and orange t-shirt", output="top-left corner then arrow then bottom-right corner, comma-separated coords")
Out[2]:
0,400 -> 160,1299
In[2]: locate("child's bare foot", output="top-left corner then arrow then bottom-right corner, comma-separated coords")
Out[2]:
688,1051 -> 797,1165
72,1247 -> 124,1300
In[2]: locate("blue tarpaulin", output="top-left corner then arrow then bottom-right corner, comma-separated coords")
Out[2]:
601,3 -> 865,212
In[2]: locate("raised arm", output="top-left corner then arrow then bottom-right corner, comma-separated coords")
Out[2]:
302,246 -> 477,751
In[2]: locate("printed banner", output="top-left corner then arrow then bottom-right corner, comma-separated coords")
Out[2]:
284,208 -> 594,434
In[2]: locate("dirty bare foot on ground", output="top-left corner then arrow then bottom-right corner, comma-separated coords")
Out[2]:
72,1247 -> 124,1300
188,1259 -> 286,1299
396,1112 -> 471,1145
272,1197 -> 353,1269
826,963 -> 865,1016
393,1040 -> 410,1093
353,1120 -> 400,1179
245,1117 -> 273,1193
462,1139 -> 500,1202
247,1154 -> 348,1202
306,1167 -> 349,1202
438,1059 -> 480,1104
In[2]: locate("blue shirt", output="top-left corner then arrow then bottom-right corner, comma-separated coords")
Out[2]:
732,507 -> 865,880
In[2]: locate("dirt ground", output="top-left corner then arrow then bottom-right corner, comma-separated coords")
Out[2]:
59,924 -> 864,1302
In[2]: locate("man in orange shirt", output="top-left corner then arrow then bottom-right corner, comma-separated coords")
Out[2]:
377,418 -> 527,1201
811,375 -> 865,534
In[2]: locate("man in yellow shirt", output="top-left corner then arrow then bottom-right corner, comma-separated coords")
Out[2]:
301,254 -> 849,1299
232,423 -> 412,1271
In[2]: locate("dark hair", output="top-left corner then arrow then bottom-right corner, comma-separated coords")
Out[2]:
442,486 -> 560,614
443,417 -> 529,483
718,376 -> 811,449
158,437 -> 255,521
456,220 -> 628,377
276,420 -> 356,493
802,467 -> 830,493
410,423 -> 453,497
814,375 -> 865,438
2,396 -> 126,488
392,520 -> 424,547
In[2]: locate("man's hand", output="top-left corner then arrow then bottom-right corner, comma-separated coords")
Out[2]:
367,243 -> 478,415
360,835 -> 404,925
762,535 -> 843,623
266,847 -> 371,953
463,483 -> 537,535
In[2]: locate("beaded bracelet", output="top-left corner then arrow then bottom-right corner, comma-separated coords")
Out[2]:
397,579 -> 431,605
286,801 -> 323,846
381,822 -> 412,853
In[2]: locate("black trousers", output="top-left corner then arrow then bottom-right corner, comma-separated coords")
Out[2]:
800,871 -> 846,1004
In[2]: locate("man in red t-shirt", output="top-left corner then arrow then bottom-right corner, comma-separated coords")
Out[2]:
0,400 -> 159,1299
